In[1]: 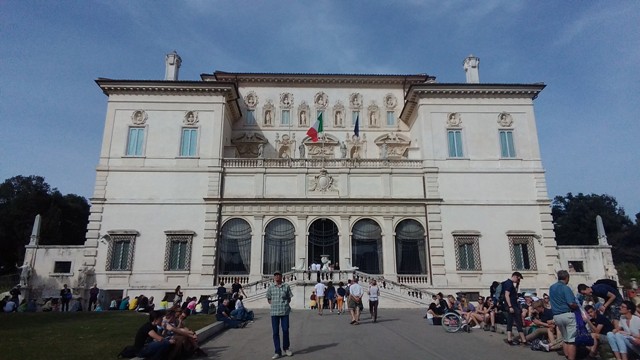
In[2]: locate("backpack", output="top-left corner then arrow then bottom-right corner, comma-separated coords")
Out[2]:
491,280 -> 507,311
593,278 -> 618,289
117,345 -> 137,359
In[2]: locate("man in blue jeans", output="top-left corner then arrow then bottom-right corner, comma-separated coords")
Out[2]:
266,271 -> 294,359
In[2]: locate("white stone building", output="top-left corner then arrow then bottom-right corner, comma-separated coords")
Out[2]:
25,53 -> 606,308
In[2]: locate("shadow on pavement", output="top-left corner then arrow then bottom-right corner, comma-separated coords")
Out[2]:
294,342 -> 339,354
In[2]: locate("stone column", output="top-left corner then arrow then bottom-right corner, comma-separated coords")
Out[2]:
382,216 -> 395,277
249,215 -> 265,282
340,215 -> 351,269
296,215 -> 308,270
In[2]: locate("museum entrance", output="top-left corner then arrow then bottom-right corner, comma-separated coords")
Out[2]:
308,218 -> 339,270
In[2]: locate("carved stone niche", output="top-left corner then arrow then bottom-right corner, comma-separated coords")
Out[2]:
231,132 -> 268,158
345,133 -> 367,159
304,134 -> 339,159
374,132 -> 411,159
275,133 -> 296,159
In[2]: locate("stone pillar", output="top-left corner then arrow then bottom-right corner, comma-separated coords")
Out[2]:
249,215 -> 264,282
382,216 -> 395,276
296,215 -> 308,270
340,216 -> 351,269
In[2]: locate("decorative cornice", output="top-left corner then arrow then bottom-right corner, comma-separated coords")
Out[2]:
95,79 -> 237,96
400,83 -> 546,127
207,72 -> 433,86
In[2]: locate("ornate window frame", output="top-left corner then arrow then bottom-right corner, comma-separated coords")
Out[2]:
105,230 -> 138,271
453,231 -> 481,271
164,230 -> 195,271
507,231 -> 538,271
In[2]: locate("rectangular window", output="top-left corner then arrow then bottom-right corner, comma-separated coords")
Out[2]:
568,261 -> 584,273
352,111 -> 360,126
110,240 -> 131,270
246,110 -> 256,125
126,127 -> 145,156
447,130 -> 463,158
53,261 -> 72,274
164,232 -> 194,271
180,128 -> 198,157
386,111 -> 395,126
500,130 -> 516,158
106,233 -> 137,271
509,235 -> 537,271
281,110 -> 290,126
454,235 -> 481,271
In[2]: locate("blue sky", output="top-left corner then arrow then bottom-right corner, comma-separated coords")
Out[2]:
1,1 -> 639,216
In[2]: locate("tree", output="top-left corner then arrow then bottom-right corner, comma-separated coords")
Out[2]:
0,176 -> 90,275
551,193 -> 631,245
552,192 -> 640,287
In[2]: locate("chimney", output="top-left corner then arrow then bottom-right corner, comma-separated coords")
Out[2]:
463,54 -> 480,83
165,51 -> 182,81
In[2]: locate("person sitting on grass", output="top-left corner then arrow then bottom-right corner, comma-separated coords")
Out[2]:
161,307 -> 205,359
134,310 -> 173,359
216,299 -> 245,328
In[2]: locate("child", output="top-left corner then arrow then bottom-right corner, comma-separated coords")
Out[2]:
310,291 -> 317,310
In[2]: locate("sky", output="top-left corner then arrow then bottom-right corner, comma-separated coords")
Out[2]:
1,1 -> 639,216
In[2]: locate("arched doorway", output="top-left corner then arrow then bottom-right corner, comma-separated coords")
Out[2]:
218,218 -> 252,275
352,219 -> 383,274
263,218 -> 295,275
308,218 -> 339,269
395,219 -> 427,274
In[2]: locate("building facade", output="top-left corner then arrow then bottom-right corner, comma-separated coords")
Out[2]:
25,54 -> 582,307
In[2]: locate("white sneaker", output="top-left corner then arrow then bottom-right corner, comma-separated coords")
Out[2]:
284,349 -> 293,357
472,325 -> 481,329
541,343 -> 550,352
272,354 -> 281,359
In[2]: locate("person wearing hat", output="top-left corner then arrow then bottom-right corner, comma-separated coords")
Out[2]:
266,271 -> 293,359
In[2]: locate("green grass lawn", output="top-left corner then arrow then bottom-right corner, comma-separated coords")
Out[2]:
0,311 -> 216,360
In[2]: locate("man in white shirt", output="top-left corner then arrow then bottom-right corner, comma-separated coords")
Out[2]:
348,277 -> 364,325
314,281 -> 327,315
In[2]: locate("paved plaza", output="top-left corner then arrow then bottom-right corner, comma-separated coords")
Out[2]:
201,308 -> 552,360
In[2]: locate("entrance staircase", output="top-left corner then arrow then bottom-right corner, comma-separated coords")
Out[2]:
238,270 -> 434,309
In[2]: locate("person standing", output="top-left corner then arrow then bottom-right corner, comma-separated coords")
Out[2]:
231,278 -> 247,299
368,279 -> 380,322
549,270 -> 579,360
60,284 -> 72,312
336,282 -> 346,314
348,277 -> 364,325
89,284 -> 100,311
314,280 -> 326,315
174,285 -> 183,306
503,271 -> 526,345
266,271 -> 293,359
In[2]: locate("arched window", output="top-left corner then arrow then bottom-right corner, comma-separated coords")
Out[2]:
308,219 -> 339,268
352,219 -> 382,274
395,219 -> 427,274
218,219 -> 251,274
263,218 -> 295,275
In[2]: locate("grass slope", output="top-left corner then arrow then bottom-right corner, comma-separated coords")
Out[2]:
0,311 -> 215,360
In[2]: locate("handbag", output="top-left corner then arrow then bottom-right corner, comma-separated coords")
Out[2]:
574,309 -> 594,346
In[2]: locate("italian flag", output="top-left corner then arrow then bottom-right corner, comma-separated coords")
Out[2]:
306,112 -> 323,142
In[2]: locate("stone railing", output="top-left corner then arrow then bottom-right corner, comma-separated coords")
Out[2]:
223,158 -> 423,169
354,271 -> 434,305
